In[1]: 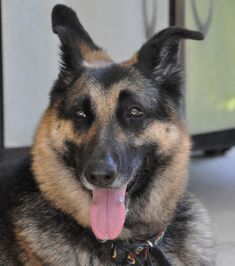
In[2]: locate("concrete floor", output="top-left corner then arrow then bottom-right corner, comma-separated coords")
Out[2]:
189,147 -> 235,266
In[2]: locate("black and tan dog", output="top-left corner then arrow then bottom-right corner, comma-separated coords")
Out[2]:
0,4 -> 214,265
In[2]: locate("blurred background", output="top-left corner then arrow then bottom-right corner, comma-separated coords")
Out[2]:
0,1 -> 234,265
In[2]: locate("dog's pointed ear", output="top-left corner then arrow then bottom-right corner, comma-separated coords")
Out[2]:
52,5 -> 110,73
131,27 -> 204,76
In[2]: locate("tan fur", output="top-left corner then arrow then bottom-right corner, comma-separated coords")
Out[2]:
147,129 -> 191,225
89,81 -> 127,124
65,75 -> 122,125
32,108 -> 92,228
15,227 -> 43,266
67,77 -> 129,125
145,120 -> 191,224
135,119 -> 185,154
88,76 -> 153,126
120,121 -> 191,239
79,42 -> 112,63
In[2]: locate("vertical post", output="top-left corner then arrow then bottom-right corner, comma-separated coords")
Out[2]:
169,0 -> 185,65
169,0 -> 186,113
0,0 -> 4,149
169,0 -> 176,26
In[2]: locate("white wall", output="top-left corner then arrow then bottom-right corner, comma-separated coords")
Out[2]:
2,0 -> 169,147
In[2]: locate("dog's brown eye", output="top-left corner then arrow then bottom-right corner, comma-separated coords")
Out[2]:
74,110 -> 87,119
129,107 -> 144,118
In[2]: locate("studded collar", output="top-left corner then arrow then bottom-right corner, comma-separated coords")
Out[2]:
110,230 -> 171,266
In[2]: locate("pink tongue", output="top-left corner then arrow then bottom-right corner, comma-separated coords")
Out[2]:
90,187 -> 126,240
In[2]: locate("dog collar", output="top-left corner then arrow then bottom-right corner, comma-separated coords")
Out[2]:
111,230 -> 172,266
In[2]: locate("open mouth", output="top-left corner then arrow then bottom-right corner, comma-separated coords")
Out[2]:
80,175 -> 134,240
80,164 -> 147,241
89,174 -> 145,241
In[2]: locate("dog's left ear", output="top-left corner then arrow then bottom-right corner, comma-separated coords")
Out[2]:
52,5 -> 110,73
132,27 -> 204,76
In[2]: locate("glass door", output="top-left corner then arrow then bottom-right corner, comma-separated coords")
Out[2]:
185,0 -> 235,135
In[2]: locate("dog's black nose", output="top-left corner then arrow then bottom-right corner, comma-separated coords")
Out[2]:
84,154 -> 117,187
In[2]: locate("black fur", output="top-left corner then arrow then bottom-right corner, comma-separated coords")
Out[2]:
0,157 -> 37,264
90,64 -> 128,89
117,89 -> 170,134
136,27 -> 204,71
52,4 -> 100,71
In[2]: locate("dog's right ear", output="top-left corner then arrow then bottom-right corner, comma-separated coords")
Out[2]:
52,5 -> 110,74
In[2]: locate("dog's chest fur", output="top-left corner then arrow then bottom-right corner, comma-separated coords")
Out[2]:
14,193 -> 121,265
12,191 -> 214,266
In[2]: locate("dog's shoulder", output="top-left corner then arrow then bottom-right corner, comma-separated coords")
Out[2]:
164,193 -> 215,265
0,155 -> 38,264
0,155 -> 38,207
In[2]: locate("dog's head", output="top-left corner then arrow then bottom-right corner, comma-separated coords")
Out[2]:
32,5 -> 203,240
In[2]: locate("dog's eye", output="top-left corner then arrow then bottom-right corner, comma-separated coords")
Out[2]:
74,110 -> 87,119
129,107 -> 144,118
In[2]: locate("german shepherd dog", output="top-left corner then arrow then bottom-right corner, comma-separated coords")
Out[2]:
0,4 -> 214,266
